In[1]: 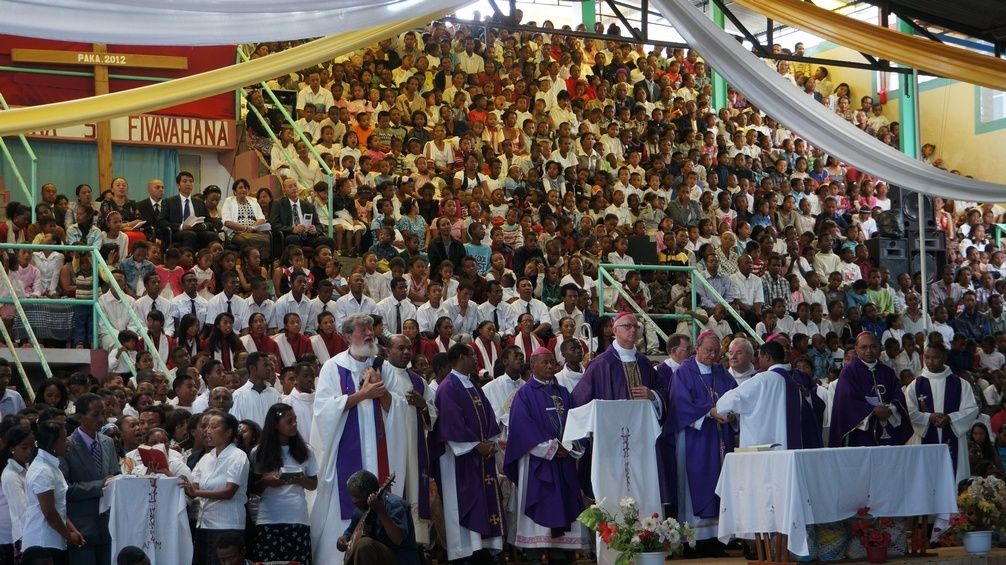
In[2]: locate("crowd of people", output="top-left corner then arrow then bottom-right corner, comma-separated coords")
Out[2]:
0,12 -> 1002,565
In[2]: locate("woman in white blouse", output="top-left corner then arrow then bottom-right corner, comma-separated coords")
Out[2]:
181,412 -> 249,565
250,403 -> 318,564
23,421 -> 83,565
221,178 -> 271,262
0,425 -> 33,558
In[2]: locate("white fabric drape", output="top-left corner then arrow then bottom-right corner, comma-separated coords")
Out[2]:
0,0 -> 459,45
652,0 -> 1006,202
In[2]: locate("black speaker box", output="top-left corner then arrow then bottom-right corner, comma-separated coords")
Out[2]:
887,185 -> 935,230
866,235 -> 947,282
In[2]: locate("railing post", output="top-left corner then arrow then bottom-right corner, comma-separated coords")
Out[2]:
0,309 -> 33,401
690,271 -> 698,343
92,250 -> 99,349
0,264 -> 51,378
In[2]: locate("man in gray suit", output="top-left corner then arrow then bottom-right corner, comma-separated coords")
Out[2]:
61,393 -> 119,565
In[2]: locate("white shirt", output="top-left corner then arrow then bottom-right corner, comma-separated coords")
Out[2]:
220,196 -> 266,235
98,291 -> 139,350
274,292 -> 315,334
231,380 -> 282,428
23,449 -> 67,550
2,459 -> 27,543
31,252 -> 63,296
307,297 -> 338,335
133,294 -> 175,336
730,272 -> 764,307
191,443 -> 249,530
170,292 -> 208,328
510,297 -> 550,325
482,375 -> 525,424
442,296 -> 480,336
205,291 -> 251,334
548,305 -> 585,339
478,301 -> 517,337
253,445 -> 319,526
716,364 -> 792,448
332,292 -> 377,329
281,389 -> 315,441
245,296 -> 278,331
416,301 -> 450,334
556,365 -> 584,393
375,296 -> 418,337
296,85 -> 335,111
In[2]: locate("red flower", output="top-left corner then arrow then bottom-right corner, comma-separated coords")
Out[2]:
857,507 -> 871,516
879,518 -> 893,528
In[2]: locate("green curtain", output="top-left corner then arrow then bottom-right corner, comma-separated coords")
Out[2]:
0,139 -> 178,203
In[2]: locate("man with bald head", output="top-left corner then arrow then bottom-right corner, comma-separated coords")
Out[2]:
137,178 -> 165,241
668,330 -> 737,555
829,332 -> 912,447
503,347 -> 588,561
381,333 -> 437,545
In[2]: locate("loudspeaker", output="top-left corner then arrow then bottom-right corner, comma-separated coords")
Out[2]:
888,185 -> 935,230
866,234 -> 947,282
876,210 -> 904,238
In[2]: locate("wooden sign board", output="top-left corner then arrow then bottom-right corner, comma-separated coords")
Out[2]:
11,48 -> 188,70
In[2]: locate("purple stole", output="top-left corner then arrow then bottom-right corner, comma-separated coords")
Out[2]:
914,376 -> 963,474
407,369 -> 431,520
654,361 -> 678,508
773,367 -> 806,450
335,363 -> 385,520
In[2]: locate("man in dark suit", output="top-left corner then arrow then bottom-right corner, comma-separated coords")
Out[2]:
269,177 -> 335,249
61,392 -> 120,565
427,216 -> 467,271
157,171 -> 219,249
136,178 -> 165,242
633,64 -> 661,104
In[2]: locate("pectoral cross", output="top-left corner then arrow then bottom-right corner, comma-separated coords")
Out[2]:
489,514 -> 502,525
10,46 -> 188,189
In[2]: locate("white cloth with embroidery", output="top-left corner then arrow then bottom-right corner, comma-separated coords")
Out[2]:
101,475 -> 191,565
562,400 -> 661,565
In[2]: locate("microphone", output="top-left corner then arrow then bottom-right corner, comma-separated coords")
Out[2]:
360,357 -> 385,387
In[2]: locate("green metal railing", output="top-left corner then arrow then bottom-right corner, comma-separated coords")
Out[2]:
993,224 -> 1006,248
597,264 -> 764,346
0,243 -> 169,382
237,49 -> 335,238
0,92 -> 38,221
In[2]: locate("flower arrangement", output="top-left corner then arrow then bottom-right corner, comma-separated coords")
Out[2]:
850,507 -> 894,549
578,497 -> 696,565
938,476 -> 1006,545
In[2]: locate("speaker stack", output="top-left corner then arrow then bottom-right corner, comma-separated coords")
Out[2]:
867,185 -> 946,282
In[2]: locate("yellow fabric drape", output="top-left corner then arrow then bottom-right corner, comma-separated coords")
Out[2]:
734,0 -> 1006,91
0,6 -> 458,136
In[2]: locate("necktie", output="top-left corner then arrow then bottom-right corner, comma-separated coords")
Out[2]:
526,303 -> 531,315
90,440 -> 103,473
395,302 -> 402,333
292,202 -> 301,226
150,300 -> 158,313
190,298 -> 196,316
493,307 -> 499,329
182,198 -> 190,220
153,202 -> 160,217
227,300 -> 233,316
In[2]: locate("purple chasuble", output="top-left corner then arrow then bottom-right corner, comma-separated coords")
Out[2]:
654,361 -> 678,508
429,372 -> 504,538
669,357 -> 737,519
407,368 -> 432,519
502,378 -> 583,536
914,375 -> 963,474
569,346 -> 666,499
829,358 -> 912,447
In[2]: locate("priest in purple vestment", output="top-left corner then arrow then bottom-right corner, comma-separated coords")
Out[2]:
766,333 -> 826,449
654,334 -> 693,514
829,332 -> 913,447
429,343 -> 505,562
503,347 -> 589,560
669,331 -> 736,551
570,312 -> 666,499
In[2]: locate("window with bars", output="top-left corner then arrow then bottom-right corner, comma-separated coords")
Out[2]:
979,87 -> 1006,123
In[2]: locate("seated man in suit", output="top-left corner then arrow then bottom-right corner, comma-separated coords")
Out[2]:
270,176 -> 336,249
136,178 -> 165,242
158,171 -> 220,250
61,393 -> 120,565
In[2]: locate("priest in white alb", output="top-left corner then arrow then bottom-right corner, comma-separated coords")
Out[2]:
309,313 -> 407,563
714,340 -> 804,449
905,342 -> 978,485
482,345 -> 527,424
382,333 -> 438,545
